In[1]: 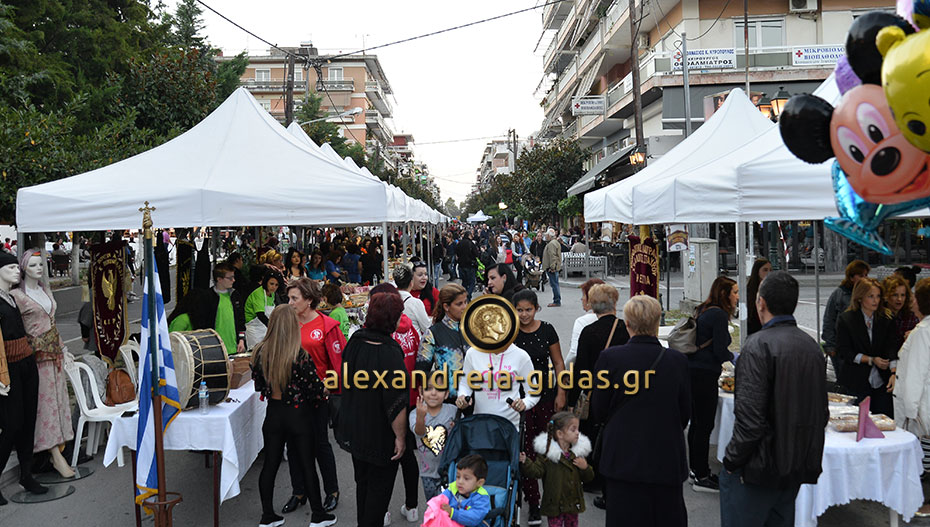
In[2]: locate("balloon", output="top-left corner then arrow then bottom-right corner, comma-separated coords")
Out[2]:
877,25 -> 930,153
826,161 -> 930,255
845,11 -> 914,84
779,94 -> 835,164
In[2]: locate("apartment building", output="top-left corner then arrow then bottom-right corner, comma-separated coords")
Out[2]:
475,138 -> 531,191
537,0 -> 896,190
230,43 -> 399,169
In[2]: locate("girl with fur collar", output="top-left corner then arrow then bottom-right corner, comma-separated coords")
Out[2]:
519,412 -> 595,526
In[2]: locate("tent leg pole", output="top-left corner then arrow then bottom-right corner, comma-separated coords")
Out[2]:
382,222 -> 389,284
814,220 -> 821,342
736,222 -> 747,348
584,224 -> 590,280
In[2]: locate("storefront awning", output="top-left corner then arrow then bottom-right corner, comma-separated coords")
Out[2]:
567,144 -> 635,196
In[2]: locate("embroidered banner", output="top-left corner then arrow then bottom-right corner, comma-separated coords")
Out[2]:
628,235 -> 659,298
91,240 -> 127,363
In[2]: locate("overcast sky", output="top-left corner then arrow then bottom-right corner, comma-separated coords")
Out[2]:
168,0 -> 546,205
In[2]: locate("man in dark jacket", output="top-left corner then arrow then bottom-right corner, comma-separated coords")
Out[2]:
721,271 -> 828,526
455,231 -> 480,300
592,295 -> 690,527
173,262 -> 247,354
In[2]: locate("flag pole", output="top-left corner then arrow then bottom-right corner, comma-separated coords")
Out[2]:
140,202 -> 169,525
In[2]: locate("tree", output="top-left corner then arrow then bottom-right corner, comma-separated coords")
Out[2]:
170,0 -> 206,49
215,52 -> 249,103
444,197 -> 460,218
294,91 -> 359,160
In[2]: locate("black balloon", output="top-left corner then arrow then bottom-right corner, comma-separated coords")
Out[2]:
779,94 -> 835,164
846,11 -> 915,85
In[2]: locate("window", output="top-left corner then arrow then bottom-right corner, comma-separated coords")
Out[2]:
255,69 -> 270,81
259,100 -> 271,111
294,68 -> 303,82
734,18 -> 785,49
328,67 -> 343,81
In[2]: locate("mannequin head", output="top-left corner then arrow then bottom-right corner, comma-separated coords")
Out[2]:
19,248 -> 49,293
23,253 -> 43,282
0,263 -> 21,292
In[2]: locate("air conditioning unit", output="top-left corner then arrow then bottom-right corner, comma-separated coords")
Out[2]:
789,0 -> 817,13
636,33 -> 650,50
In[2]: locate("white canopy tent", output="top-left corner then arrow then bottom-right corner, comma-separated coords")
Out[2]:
467,210 -> 490,223
584,88 -> 775,224
17,88 -> 394,231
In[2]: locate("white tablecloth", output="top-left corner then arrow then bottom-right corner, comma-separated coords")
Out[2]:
711,390 -> 925,526
103,381 -> 266,502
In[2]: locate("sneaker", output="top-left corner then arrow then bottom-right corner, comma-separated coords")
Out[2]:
593,496 -> 607,510
528,504 -> 542,526
383,511 -> 391,526
258,513 -> 285,527
916,503 -> 930,517
692,475 -> 720,493
309,512 -> 337,527
400,505 -> 418,522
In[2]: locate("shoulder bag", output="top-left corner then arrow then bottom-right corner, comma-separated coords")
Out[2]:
574,318 -> 619,420
593,345 -> 668,460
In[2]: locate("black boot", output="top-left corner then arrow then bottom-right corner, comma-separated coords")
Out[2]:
20,477 -> 49,495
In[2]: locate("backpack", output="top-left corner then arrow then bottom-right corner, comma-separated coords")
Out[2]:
105,368 -> 135,405
666,308 -> 718,354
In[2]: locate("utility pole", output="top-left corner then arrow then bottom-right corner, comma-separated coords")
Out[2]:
682,32 -> 692,137
629,0 -> 645,149
744,0 -> 750,94
285,52 -> 295,126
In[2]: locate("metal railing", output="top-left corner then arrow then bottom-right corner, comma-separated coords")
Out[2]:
316,78 -> 355,91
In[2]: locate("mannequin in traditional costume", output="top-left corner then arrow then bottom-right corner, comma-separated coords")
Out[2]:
0,251 -> 48,505
11,249 -> 75,478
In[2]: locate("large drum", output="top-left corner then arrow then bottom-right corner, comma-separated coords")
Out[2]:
169,329 -> 231,409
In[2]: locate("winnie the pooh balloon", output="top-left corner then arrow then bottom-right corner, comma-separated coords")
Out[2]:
877,6 -> 930,153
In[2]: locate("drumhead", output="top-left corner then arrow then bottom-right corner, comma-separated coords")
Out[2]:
170,329 -> 231,409
169,332 -> 196,408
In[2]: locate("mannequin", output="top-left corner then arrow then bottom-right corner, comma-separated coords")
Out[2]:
11,250 -> 74,478
0,252 -> 48,505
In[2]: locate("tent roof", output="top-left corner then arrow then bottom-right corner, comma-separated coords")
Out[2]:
467,210 -> 490,222
632,74 -> 882,223
584,88 -> 774,223
16,88 -> 394,232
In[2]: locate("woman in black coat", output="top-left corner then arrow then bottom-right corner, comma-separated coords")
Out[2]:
836,277 -> 897,417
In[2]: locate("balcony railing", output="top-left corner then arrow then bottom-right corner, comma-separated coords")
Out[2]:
241,78 -> 287,91
365,80 -> 394,116
558,120 -> 578,140
365,110 -> 394,141
316,78 -> 355,91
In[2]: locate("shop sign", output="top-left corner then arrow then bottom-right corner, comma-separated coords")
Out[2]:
571,96 -> 606,116
791,46 -> 845,66
672,48 -> 737,71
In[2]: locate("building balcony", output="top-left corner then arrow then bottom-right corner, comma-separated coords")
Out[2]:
493,144 -> 510,159
365,81 -> 393,117
241,78 -> 287,92
558,120 -> 578,141
365,110 -> 394,143
316,78 -> 355,91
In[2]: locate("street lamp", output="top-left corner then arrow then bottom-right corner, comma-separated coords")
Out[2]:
770,87 -> 791,119
756,93 -> 774,121
298,106 -> 363,126
499,202 -> 508,226
629,146 -> 646,167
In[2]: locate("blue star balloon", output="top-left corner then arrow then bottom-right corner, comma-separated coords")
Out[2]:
826,160 -> 930,254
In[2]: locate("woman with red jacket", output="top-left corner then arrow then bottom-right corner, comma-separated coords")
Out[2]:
281,278 -> 347,515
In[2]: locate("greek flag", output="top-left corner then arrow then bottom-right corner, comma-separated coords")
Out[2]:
135,261 -> 181,506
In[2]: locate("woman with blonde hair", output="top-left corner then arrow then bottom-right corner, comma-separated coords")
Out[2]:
252,305 -> 333,527
836,277 -> 897,417
883,275 -> 919,352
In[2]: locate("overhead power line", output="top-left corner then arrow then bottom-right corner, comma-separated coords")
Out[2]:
196,0 -> 569,66
415,135 -> 509,146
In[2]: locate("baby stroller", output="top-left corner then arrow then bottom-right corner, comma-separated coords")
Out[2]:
439,414 -> 522,527
522,257 -> 545,292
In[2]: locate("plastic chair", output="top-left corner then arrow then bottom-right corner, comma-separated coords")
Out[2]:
64,360 -> 137,468
119,340 -> 140,394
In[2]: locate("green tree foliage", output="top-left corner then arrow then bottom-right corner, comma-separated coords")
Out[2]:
462,138 -> 587,223
444,197 -> 461,218
215,52 -> 249,103
169,0 -> 206,49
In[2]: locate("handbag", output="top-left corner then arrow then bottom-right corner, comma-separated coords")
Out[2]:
574,318 -> 620,420
105,368 -> 135,405
666,307 -> 718,354
593,345 -> 668,460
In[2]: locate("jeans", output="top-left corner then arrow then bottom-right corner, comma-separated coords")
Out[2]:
433,263 -> 442,288
688,368 -> 720,478
353,456 -> 399,527
260,401 -> 324,517
288,403 -> 339,498
545,270 -> 561,305
460,266 -> 476,300
719,469 -> 799,527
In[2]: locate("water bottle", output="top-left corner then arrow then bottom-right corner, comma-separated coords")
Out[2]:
199,381 -> 209,414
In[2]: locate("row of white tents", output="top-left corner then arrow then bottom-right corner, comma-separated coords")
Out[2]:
15,87 -> 448,233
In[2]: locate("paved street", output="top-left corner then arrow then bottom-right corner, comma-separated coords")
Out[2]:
0,271 -> 926,526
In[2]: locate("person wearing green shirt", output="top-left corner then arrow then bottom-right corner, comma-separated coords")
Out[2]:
166,262 -> 246,354
244,272 -> 280,349
321,283 -> 351,340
